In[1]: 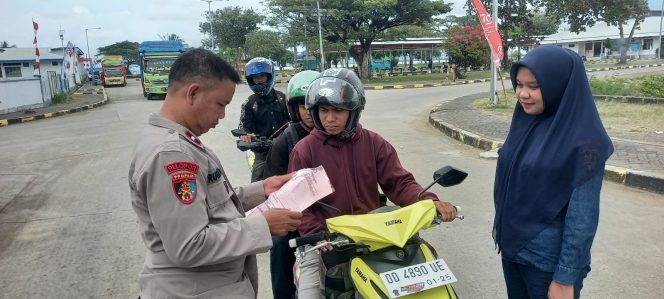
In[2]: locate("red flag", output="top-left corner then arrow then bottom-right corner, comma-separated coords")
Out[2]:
32,18 -> 40,75
471,0 -> 504,67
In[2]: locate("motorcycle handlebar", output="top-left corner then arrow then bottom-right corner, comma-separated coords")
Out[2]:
236,138 -> 272,152
289,231 -> 334,248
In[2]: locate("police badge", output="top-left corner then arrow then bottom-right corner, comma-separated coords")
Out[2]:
164,161 -> 200,205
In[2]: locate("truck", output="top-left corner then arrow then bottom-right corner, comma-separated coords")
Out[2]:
139,41 -> 186,100
100,55 -> 127,87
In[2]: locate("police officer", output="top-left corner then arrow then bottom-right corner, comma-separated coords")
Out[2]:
129,48 -> 302,299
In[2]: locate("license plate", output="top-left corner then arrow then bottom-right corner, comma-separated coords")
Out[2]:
379,258 -> 457,298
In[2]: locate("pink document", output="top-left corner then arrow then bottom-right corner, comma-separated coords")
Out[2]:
247,166 -> 334,216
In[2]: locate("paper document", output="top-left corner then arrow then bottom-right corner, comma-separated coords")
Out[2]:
247,166 -> 334,216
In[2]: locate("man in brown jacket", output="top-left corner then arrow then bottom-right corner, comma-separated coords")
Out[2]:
129,48 -> 302,298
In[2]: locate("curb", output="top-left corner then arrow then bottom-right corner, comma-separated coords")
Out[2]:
428,102 -> 664,195
364,78 -> 501,90
0,88 -> 108,127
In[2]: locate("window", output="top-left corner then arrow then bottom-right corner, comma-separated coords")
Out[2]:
22,62 -> 29,67
51,61 -> 59,66
0,66 -> 3,78
4,63 -> 22,78
643,38 -> 653,50
569,44 -> 575,48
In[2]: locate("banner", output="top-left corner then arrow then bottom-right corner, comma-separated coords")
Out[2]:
471,0 -> 504,67
32,18 -> 40,75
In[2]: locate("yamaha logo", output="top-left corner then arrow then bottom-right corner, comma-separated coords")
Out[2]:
385,219 -> 403,226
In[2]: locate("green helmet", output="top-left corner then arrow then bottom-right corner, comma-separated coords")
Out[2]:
286,70 -> 320,122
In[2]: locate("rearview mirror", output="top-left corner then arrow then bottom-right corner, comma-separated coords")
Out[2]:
433,166 -> 468,187
231,128 -> 247,137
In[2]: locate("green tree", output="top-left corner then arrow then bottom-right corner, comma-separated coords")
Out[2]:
1,41 -> 16,48
98,41 -> 140,63
266,0 -> 451,79
443,24 -> 491,70
545,0 -> 649,64
158,33 -> 184,42
199,6 -> 263,50
435,15 -> 478,33
467,0 -> 542,66
244,30 -> 293,68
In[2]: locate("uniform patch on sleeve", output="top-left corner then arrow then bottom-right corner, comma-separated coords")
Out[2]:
164,162 -> 199,205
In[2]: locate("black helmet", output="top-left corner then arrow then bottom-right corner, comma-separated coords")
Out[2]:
305,68 -> 365,139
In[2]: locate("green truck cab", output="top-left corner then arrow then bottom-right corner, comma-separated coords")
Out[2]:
139,41 -> 185,100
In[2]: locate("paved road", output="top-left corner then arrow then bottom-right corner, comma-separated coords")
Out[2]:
0,78 -> 662,298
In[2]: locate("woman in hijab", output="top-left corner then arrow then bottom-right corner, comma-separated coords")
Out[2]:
493,45 -> 614,299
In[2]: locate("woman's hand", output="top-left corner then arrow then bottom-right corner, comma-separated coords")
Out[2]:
548,280 -> 574,299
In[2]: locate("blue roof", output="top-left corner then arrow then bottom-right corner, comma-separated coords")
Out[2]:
139,41 -> 185,53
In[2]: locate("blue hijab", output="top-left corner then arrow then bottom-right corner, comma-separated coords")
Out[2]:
493,45 -> 613,260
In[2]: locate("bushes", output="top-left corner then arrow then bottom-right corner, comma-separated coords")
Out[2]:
590,75 -> 664,98
639,75 -> 664,98
52,92 -> 70,105
589,76 -> 641,96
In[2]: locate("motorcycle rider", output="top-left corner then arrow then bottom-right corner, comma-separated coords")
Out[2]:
288,68 -> 459,298
239,57 -> 290,182
263,70 -> 320,299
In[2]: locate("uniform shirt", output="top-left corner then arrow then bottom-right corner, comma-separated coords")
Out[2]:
239,89 -> 290,139
129,114 -> 272,298
288,124 -> 439,237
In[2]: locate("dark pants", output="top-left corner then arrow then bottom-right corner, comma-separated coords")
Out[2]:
501,259 -> 588,299
251,151 -> 268,182
270,231 -> 299,299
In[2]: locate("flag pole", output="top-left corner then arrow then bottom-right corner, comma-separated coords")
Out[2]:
490,0 -> 499,105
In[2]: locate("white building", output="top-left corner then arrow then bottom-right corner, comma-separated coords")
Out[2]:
540,16 -> 664,60
0,45 -> 83,114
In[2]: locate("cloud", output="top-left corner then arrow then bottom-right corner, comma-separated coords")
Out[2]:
71,5 -> 92,16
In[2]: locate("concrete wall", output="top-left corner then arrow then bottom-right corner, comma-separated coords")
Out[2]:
0,78 -> 44,114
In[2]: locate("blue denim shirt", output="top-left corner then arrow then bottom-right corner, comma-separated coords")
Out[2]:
512,169 -> 603,284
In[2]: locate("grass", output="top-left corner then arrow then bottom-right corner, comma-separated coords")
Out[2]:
361,69 -> 498,85
589,74 -> 664,97
472,93 -> 664,135
51,92 -> 70,105
584,58 -> 664,70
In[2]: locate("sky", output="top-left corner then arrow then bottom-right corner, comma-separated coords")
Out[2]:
2,0 -> 661,56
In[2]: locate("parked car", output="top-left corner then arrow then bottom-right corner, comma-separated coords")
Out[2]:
128,64 -> 141,78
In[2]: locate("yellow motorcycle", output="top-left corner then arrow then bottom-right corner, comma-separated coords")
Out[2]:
290,166 -> 467,299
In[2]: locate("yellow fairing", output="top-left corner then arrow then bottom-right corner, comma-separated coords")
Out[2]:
326,200 -> 437,251
350,244 -> 457,298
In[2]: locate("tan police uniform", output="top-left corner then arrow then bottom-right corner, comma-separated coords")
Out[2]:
129,114 -> 273,298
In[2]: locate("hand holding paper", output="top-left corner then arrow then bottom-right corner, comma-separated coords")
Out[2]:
248,166 -> 334,216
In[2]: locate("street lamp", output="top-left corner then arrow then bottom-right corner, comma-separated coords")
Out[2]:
85,27 -> 101,86
201,0 -> 228,51
659,0 -> 663,59
59,26 -> 66,90
316,1 -> 325,70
